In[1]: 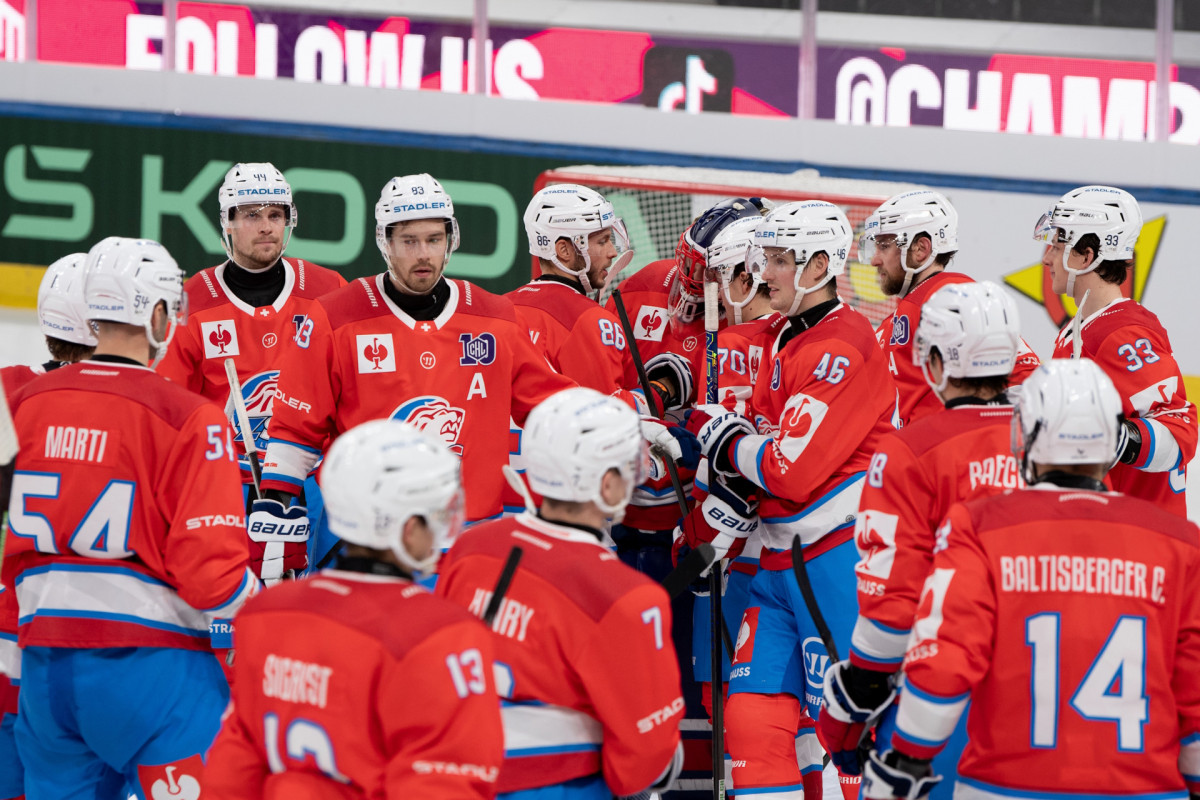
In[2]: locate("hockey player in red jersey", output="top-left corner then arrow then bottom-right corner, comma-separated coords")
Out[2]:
863,190 -> 1039,426
207,419 -> 504,799
862,359 -> 1200,800
0,251 -> 95,800
1034,185 -> 1195,518
681,200 -> 899,799
2,236 -> 257,800
818,281 -> 1024,798
436,387 -> 684,799
259,174 -> 573,532
157,163 -> 346,579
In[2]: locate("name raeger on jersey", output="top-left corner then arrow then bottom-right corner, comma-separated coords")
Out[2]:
44,425 -> 109,463
1000,554 -> 1167,604
262,653 -> 334,709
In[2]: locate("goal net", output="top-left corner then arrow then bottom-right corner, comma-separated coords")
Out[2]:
532,165 -> 925,327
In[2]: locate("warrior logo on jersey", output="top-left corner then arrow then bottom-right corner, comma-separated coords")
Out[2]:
776,392 -> 829,462
459,333 -> 497,366
801,636 -> 831,692
889,314 -> 911,346
201,320 -> 239,358
854,510 -> 899,581
393,396 -> 466,455
634,306 -> 667,342
356,334 -> 396,373
224,370 -> 278,458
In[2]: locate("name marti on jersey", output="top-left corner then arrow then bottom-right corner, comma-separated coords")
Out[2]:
44,425 -> 110,463
999,555 -> 1167,604
468,588 -> 536,642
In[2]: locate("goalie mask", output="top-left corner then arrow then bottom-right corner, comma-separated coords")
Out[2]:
524,184 -> 633,298
1011,359 -> 1122,484
375,174 -> 460,274
749,200 -> 852,317
522,387 -> 649,524
38,252 -> 97,347
218,163 -> 297,268
83,236 -> 187,364
705,216 -> 765,325
320,419 -> 465,576
914,281 -> 1020,400
669,198 -> 763,326
1032,185 -> 1141,296
859,190 -> 958,297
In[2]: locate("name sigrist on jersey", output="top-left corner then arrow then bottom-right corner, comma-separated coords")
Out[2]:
262,653 -> 333,708
356,334 -> 396,373
201,320 -> 239,358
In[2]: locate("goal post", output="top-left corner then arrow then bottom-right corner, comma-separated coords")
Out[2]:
531,165 -> 925,327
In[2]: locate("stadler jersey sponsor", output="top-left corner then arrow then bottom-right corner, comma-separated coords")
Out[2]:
733,303 -> 898,555
1052,298 -> 1195,518
436,513 -> 683,796
605,260 -> 710,531
260,276 -> 573,522
157,259 -> 345,480
894,487 -> 1200,798
850,404 -> 1019,671
4,361 -> 256,651
876,272 -> 1040,426
206,572 -> 504,800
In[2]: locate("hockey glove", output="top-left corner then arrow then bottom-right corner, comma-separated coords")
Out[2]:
862,749 -> 940,800
641,418 -> 702,471
683,405 -> 755,476
817,660 -> 897,776
1115,417 -> 1143,466
645,352 -> 695,411
247,499 -> 311,585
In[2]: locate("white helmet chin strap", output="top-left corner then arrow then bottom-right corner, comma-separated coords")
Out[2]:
1062,244 -> 1097,298
919,358 -> 949,405
787,262 -> 835,317
388,524 -> 440,577
551,242 -> 595,296
899,244 -> 938,297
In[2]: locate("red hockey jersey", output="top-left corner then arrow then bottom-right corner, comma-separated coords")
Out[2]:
876,272 -> 1040,427
206,571 -> 504,800
604,260 -> 711,531
436,513 -> 683,796
732,303 -> 899,556
0,364 -> 41,403
716,313 -> 784,417
1052,298 -> 1195,518
4,360 -> 256,651
260,276 -> 573,523
894,487 -> 1200,796
850,404 -> 1019,671
157,259 -> 346,480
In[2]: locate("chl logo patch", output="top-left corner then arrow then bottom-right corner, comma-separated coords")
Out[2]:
393,396 -> 466,455
357,333 -> 396,373
889,314 -> 911,346
201,320 -> 239,358
459,333 -> 497,366
634,305 -> 667,342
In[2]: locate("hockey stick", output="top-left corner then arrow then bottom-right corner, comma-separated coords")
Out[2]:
703,281 -> 726,800
482,546 -> 524,627
790,534 -> 840,663
1070,289 -> 1091,359
611,288 -> 664,420
661,542 -> 716,600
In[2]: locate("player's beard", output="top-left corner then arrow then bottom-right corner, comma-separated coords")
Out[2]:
878,265 -> 906,297
391,258 -> 442,295
233,240 -> 282,272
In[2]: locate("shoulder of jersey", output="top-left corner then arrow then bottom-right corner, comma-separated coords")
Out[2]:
182,265 -> 230,314
20,361 -> 216,427
453,279 -> 519,323
314,275 -> 394,328
798,304 -> 881,359
615,259 -> 676,296
241,574 -> 484,659
288,259 -> 347,297
1086,299 -> 1170,347
453,519 -> 665,618
511,282 -> 604,328
898,271 -> 973,314
896,405 -> 1013,458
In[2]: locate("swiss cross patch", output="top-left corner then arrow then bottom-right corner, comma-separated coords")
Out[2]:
776,392 -> 829,462
201,320 -> 239,358
356,333 -> 396,373
634,305 -> 667,342
854,509 -> 899,581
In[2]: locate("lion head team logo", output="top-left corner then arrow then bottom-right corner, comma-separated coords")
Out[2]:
225,370 -> 279,461
393,396 -> 466,455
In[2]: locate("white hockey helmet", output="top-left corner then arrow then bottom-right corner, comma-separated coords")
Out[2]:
522,387 -> 649,523
83,236 -> 186,362
37,253 -> 97,347
524,184 -> 633,297
218,163 -> 297,263
1032,185 -> 1142,295
1012,359 -> 1122,482
859,190 -> 959,297
320,419 -> 465,576
914,281 -> 1021,398
705,216 -> 764,325
750,200 -> 852,316
374,174 -> 461,269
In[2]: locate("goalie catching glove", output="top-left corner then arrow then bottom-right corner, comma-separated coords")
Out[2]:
247,498 -> 311,584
